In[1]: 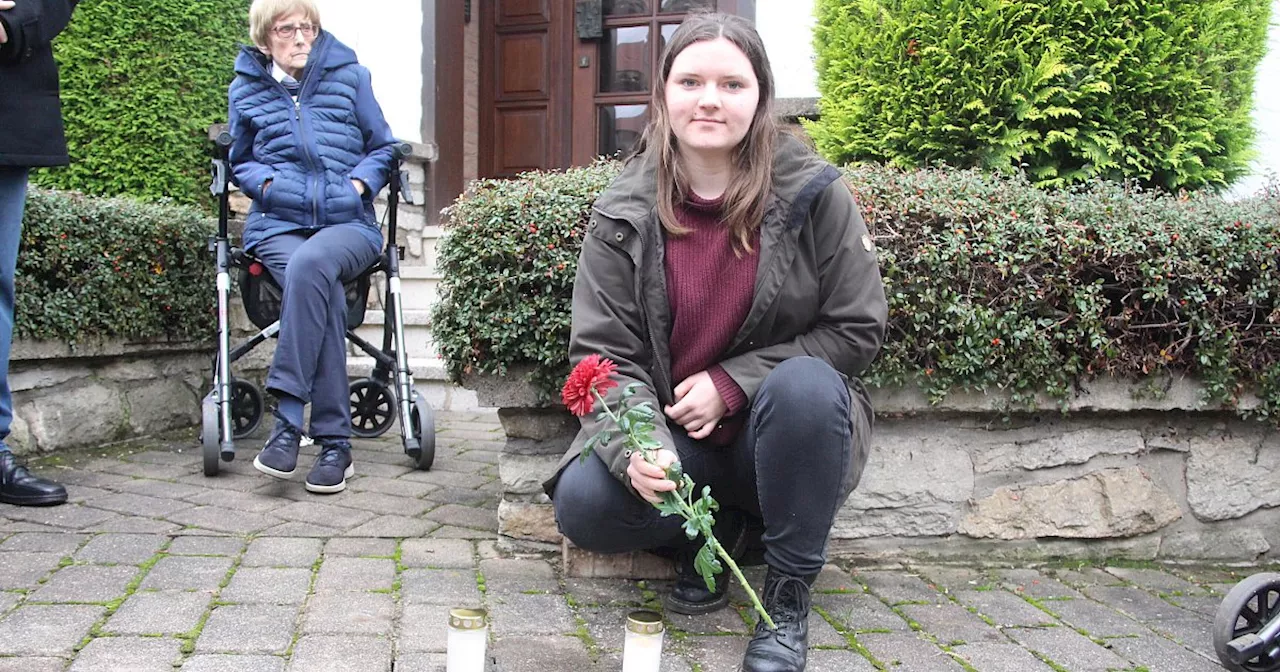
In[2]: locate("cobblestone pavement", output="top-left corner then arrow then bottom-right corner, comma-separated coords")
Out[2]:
0,410 -> 1266,670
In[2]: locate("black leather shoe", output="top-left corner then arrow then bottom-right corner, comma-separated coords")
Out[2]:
665,508 -> 747,615
742,568 -> 813,672
0,451 -> 67,507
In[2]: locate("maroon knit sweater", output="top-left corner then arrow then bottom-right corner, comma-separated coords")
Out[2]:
664,192 -> 759,444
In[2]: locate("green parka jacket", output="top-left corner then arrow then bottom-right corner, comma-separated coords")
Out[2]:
543,134 -> 889,502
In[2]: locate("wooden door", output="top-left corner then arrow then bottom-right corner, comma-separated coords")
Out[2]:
479,0 -> 573,178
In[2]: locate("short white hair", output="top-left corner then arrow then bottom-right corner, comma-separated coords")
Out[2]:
248,0 -> 321,49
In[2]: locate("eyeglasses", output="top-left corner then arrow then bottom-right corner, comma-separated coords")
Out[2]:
271,22 -> 319,40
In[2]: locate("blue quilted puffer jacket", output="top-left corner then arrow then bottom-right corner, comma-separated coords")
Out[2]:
227,31 -> 396,253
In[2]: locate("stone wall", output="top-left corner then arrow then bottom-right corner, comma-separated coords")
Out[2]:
468,369 -> 1279,563
7,339 -> 209,456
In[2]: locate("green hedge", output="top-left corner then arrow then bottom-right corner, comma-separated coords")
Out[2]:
31,0 -> 248,206
806,0 -> 1272,192
17,190 -> 215,343
433,163 -> 1280,419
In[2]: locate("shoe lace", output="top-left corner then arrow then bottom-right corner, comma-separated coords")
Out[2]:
762,574 -> 811,627
317,444 -> 350,466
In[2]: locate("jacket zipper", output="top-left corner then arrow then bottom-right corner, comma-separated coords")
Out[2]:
293,71 -> 322,228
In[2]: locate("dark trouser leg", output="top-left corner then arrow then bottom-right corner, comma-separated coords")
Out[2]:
552,450 -> 687,554
255,225 -> 378,440
0,167 -> 26,450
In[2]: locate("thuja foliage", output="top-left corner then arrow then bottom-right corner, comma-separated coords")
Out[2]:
433,161 -> 1280,420
807,0 -> 1272,192
17,190 -> 215,343
31,0 -> 248,206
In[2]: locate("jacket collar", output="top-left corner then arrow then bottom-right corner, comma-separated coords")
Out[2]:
233,31 -> 357,80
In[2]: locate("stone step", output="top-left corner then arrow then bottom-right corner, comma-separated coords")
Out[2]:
345,355 -> 482,412
563,539 -> 676,580
350,309 -> 437,360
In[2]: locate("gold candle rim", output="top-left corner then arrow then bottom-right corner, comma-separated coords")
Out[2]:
449,607 -> 488,630
626,610 -> 664,635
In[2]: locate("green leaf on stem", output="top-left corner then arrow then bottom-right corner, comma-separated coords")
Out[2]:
695,542 -> 723,592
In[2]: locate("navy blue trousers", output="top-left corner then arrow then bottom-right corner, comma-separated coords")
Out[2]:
553,357 -> 865,577
254,224 -> 378,441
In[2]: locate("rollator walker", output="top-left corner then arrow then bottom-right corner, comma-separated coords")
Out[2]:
201,130 -> 435,476
1215,572 -> 1280,671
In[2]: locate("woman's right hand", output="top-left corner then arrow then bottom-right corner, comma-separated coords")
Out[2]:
627,448 -> 679,504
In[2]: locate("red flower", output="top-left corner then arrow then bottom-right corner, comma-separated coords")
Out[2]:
562,354 -> 619,416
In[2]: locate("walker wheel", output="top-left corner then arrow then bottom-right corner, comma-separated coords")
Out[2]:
201,394 -> 220,477
1214,572 -> 1280,672
230,380 -> 264,439
349,378 -> 395,438
406,391 -> 435,470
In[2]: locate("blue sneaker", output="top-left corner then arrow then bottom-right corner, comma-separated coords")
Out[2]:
305,440 -> 354,494
253,411 -> 302,479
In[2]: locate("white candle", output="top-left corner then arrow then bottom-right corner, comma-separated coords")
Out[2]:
446,607 -> 488,672
622,610 -> 664,672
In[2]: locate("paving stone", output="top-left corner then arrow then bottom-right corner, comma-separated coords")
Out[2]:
857,571 -> 948,604
1167,594 -> 1223,619
808,649 -> 879,671
89,492 -> 194,518
220,567 -> 313,605
487,593 -> 577,636
0,657 -> 66,672
423,504 -> 497,531
314,557 -> 395,592
166,506 -> 280,534
1103,566 -> 1206,595
348,461 -> 416,480
274,502 -> 377,530
1148,616 -> 1215,656
141,555 -> 234,591
0,552 -> 64,589
64,484 -> 117,504
0,532 -> 87,554
302,592 -> 394,635
996,569 -> 1086,600
681,635 -> 751,672
180,654 -> 287,672
123,450 -> 196,466
167,535 -> 246,556
426,487 -> 496,507
113,478 -> 207,500
1105,634 -> 1223,672
1049,567 -> 1128,588
88,517 -> 183,534
899,603 -> 1007,646
287,635 -> 392,672
0,604 -> 105,655
490,635 -> 594,672
344,516 -> 440,537
400,569 -> 482,605
260,521 -> 344,537
913,565 -> 996,592
344,476 -> 438,498
68,636 -> 183,671
74,534 -> 166,565
576,602 -> 633,651
950,642 -> 1057,672
100,462 -> 192,480
105,590 -> 211,634
324,538 -> 396,557
813,592 -> 911,632
27,564 -> 137,603
666,605 -> 751,635
811,564 -> 862,593
857,632 -> 967,671
183,490 -> 291,514
1080,585 -> 1194,621
197,604 -> 297,654
400,471 -> 491,490
429,525 -> 490,540
400,539 -> 474,568
0,590 -> 19,614
478,557 -> 559,593
396,603 -> 452,652
1044,596 -> 1147,637
241,537 -> 324,568
5,504 -> 119,530
390,653 -> 446,672
1004,625 -> 1131,672
564,578 -> 644,606
952,589 -> 1056,627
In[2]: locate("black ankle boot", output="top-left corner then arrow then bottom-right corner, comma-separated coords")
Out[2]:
0,451 -> 67,507
742,567 -> 813,672
664,509 -> 748,615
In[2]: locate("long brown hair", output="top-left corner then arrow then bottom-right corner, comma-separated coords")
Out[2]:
635,12 -> 778,255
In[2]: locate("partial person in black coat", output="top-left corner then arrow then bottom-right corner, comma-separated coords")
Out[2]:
0,0 -> 79,506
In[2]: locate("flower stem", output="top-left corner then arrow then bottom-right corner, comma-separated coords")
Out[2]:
709,535 -> 776,630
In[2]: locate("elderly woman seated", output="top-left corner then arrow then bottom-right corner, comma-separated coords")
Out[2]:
227,0 -> 395,494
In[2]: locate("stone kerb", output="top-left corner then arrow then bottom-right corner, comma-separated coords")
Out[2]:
7,338 -> 209,456
467,367 -> 1279,567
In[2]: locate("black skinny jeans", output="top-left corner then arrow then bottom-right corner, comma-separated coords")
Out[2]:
553,356 -> 865,577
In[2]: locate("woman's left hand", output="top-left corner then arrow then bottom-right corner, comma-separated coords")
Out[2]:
351,179 -> 366,196
664,371 -> 727,440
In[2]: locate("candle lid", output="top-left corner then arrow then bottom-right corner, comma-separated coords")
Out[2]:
449,608 -> 488,630
626,610 -> 664,635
